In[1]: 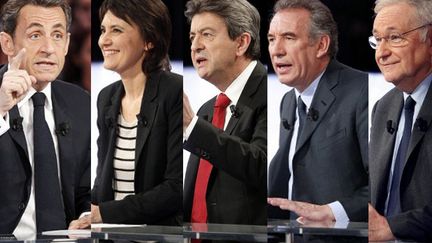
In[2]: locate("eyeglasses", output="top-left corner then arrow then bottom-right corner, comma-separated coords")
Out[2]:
368,23 -> 431,49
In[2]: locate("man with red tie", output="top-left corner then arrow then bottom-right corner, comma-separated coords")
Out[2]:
183,0 -> 267,225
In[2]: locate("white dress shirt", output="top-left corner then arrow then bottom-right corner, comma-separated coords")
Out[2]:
0,83 -> 60,240
384,74 -> 432,215
184,60 -> 257,138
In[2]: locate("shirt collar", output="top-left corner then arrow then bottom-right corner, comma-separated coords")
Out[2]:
18,82 -> 53,110
223,60 -> 257,106
295,70 -> 325,109
403,72 -> 432,106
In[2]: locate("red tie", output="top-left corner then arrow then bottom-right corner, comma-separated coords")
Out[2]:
191,93 -> 231,223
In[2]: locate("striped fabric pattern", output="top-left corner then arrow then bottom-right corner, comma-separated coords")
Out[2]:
112,114 -> 137,200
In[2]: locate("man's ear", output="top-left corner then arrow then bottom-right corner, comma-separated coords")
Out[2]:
428,27 -> 432,56
316,34 -> 330,58
0,32 -> 16,56
236,32 -> 251,57
64,32 -> 71,56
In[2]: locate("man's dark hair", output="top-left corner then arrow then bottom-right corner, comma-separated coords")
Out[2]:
185,0 -> 261,60
0,0 -> 72,36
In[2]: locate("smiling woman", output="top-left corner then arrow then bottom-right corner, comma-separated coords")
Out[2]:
91,0 -> 183,225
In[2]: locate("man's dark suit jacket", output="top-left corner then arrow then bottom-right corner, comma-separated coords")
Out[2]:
92,70 -> 183,225
0,65 -> 91,234
370,82 -> 432,241
268,60 -> 369,222
184,61 -> 267,225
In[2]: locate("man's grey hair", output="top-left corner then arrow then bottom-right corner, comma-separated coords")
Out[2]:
374,0 -> 432,42
185,0 -> 261,60
273,0 -> 339,58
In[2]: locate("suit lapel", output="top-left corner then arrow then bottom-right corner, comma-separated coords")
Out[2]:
8,106 -> 29,158
403,82 -> 432,174
52,83 -> 76,170
268,91 -> 296,197
0,65 -> 30,168
281,91 -> 296,145
200,102 -> 213,123
225,62 -> 265,134
375,91 -> 403,206
135,72 -> 158,164
51,83 -> 76,217
100,83 -> 123,200
295,62 -> 337,153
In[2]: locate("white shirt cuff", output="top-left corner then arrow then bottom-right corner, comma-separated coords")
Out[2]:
328,201 -> 349,222
0,113 -> 10,136
183,116 -> 198,140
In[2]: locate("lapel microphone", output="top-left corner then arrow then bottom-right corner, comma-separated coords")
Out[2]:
415,118 -> 428,132
11,117 -> 23,131
281,119 -> 292,130
229,105 -> 240,118
307,108 -> 319,121
203,115 -> 210,122
386,120 -> 395,134
55,122 -> 70,136
136,114 -> 148,127
106,116 -> 115,128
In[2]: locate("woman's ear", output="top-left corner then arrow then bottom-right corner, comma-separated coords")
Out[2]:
0,32 -> 16,56
145,42 -> 154,51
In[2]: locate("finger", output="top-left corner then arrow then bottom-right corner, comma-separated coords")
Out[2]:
7,82 -> 26,97
4,69 -> 31,88
29,75 -> 37,84
68,220 -> 79,229
278,200 -> 298,211
267,197 -> 281,206
14,75 -> 30,95
7,73 -> 32,97
282,201 -> 315,219
9,48 -> 26,71
296,216 -> 305,224
183,92 -> 190,105
268,197 -> 288,206
368,204 -> 378,220
15,70 -> 34,89
368,203 -> 374,214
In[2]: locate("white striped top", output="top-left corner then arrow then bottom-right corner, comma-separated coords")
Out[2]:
113,114 -> 137,200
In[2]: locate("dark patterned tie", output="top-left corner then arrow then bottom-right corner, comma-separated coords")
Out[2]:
296,96 -> 307,149
386,96 -> 416,217
32,92 -> 66,232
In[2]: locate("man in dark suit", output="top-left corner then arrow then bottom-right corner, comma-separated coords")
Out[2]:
368,0 -> 432,241
0,0 -> 90,237
183,0 -> 267,225
267,0 -> 368,223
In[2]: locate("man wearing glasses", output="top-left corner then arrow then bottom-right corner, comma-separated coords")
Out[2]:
369,0 -> 432,241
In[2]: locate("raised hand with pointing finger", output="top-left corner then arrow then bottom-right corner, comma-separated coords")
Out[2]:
0,48 -> 37,117
0,0 -> 90,235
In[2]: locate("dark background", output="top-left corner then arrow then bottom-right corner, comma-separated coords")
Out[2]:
91,0 -> 378,73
